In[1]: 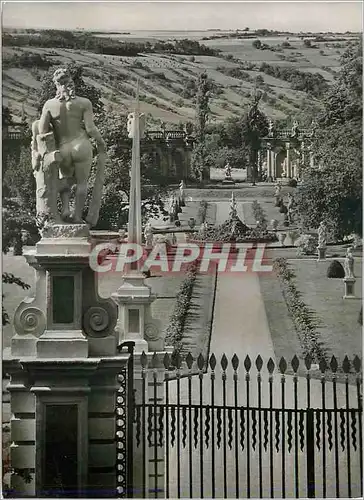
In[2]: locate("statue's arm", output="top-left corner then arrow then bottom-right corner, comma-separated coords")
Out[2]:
31,120 -> 41,171
83,99 -> 106,152
38,103 -> 52,135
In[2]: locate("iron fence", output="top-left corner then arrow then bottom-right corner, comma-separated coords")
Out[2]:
130,352 -> 362,499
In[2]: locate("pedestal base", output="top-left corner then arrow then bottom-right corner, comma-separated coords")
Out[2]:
343,277 -> 356,299
222,178 -> 234,185
317,246 -> 327,261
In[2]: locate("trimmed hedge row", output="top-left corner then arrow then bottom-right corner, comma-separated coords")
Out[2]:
273,257 -> 326,362
165,263 -> 198,356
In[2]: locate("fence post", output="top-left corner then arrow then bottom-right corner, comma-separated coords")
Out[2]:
306,409 -> 315,498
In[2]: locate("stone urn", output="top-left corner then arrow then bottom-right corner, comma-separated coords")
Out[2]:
188,217 -> 196,230
278,232 -> 286,247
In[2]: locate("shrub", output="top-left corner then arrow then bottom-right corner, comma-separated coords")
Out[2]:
295,234 -> 318,255
279,204 -> 288,214
165,263 -> 198,356
326,260 -> 345,278
288,179 -> 298,187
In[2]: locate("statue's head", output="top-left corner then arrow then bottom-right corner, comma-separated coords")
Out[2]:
53,68 -> 75,101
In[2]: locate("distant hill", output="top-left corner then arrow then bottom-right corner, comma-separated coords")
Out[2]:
2,29 -> 359,125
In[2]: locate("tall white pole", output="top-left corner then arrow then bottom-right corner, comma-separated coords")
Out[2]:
128,79 -> 142,246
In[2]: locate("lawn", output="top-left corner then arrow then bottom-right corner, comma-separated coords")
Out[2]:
259,255 -> 362,374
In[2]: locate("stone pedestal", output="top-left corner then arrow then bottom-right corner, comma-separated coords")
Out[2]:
222,178 -> 234,185
111,272 -> 163,354
317,246 -> 327,261
5,224 -> 122,497
343,277 -> 356,299
12,225 -> 117,360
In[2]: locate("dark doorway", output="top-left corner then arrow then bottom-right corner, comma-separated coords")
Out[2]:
43,404 -> 78,497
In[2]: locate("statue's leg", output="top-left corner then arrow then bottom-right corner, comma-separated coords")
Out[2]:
72,139 -> 93,223
58,148 -> 74,221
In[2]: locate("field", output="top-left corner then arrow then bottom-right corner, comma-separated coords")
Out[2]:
2,28 -> 358,125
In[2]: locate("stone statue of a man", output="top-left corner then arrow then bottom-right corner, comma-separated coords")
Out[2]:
344,246 -> 355,278
317,221 -> 327,248
144,222 -> 153,248
34,67 -> 106,225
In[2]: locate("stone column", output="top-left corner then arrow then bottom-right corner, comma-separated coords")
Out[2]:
285,142 -> 291,178
272,152 -> 277,180
266,144 -> 273,181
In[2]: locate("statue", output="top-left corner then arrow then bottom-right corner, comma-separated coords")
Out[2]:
344,247 -> 355,278
144,222 -> 153,248
179,180 -> 185,205
229,192 -> 237,218
268,119 -> 274,137
287,192 -> 295,223
224,162 -> 232,179
317,221 -> 327,248
33,67 -> 106,226
274,181 -> 282,198
291,120 -> 299,138
168,193 -> 178,222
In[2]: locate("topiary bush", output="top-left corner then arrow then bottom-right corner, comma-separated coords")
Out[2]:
288,179 -> 298,187
279,204 -> 288,214
327,260 -> 345,278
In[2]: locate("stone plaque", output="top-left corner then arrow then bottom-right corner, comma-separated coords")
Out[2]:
128,309 -> 140,334
52,276 -> 75,324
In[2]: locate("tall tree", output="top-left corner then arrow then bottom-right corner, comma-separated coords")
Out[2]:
296,41 -> 362,239
191,72 -> 211,182
242,92 -> 268,184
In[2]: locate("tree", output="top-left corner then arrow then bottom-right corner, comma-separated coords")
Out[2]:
85,110 -> 169,230
191,72 -> 212,182
242,93 -> 268,184
37,63 -> 104,118
296,42 -> 362,239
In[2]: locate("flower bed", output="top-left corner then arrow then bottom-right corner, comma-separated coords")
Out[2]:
273,257 -> 326,362
164,262 -> 198,356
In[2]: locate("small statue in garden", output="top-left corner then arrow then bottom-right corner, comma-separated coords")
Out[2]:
144,222 -> 153,248
317,221 -> 327,248
168,194 -> 178,222
287,193 -> 295,223
344,246 -> 355,278
268,119 -> 274,137
291,119 -> 299,138
179,180 -> 185,206
224,162 -> 232,179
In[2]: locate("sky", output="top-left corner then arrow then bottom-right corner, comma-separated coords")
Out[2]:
1,1 -> 363,33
